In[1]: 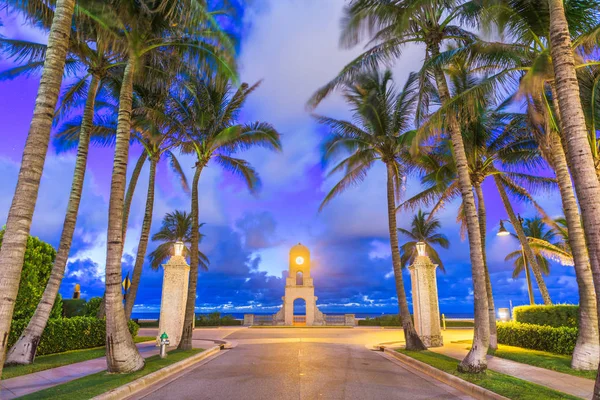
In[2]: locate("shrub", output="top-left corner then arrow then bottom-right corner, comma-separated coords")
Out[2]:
512,305 -> 578,328
62,299 -> 87,317
358,315 -> 402,326
84,297 -> 103,317
195,312 -> 242,326
8,317 -> 139,356
0,230 -> 63,321
497,321 -> 577,355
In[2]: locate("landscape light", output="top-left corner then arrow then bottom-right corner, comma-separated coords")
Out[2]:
296,256 -> 304,265
416,241 -> 427,257
497,220 -> 510,236
174,241 -> 184,257
498,308 -> 510,322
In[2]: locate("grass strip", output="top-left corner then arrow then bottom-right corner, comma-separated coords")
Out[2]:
19,349 -> 203,400
453,340 -> 596,380
248,325 -> 353,329
2,336 -> 155,380
397,349 -> 579,400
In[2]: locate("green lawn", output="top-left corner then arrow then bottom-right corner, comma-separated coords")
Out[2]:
397,350 -> 579,400
454,340 -> 596,380
2,336 -> 155,380
19,349 -> 203,400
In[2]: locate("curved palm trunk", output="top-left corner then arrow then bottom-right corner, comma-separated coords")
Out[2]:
6,75 -> 101,366
97,152 -> 149,320
122,151 -> 149,241
494,177 -> 552,305
0,0 -> 76,377
386,163 -> 426,351
546,1 -> 600,389
548,133 -> 599,370
179,164 -> 203,351
124,157 -> 157,320
474,183 -> 497,353
104,57 -> 144,373
429,44 -> 489,372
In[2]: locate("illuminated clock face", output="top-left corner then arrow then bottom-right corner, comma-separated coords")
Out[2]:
295,256 -> 304,265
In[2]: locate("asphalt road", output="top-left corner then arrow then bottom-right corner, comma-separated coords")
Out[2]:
133,328 -> 473,400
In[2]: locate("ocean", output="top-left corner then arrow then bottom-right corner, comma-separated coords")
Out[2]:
131,312 -> 475,320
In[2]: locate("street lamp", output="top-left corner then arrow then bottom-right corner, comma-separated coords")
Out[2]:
416,241 -> 427,257
497,217 -> 534,305
173,241 -> 184,257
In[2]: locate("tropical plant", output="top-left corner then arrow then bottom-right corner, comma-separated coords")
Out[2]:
310,0 -> 491,371
148,210 -> 209,271
173,74 -> 281,350
315,69 -> 426,351
85,0 -> 236,373
398,210 -> 449,270
0,1 -> 131,365
0,0 -> 77,377
505,217 -> 556,280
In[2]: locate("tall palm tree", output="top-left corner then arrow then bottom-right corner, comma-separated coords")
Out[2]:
90,0 -> 236,373
173,75 -> 281,350
309,0 -> 490,371
0,0 -> 76,376
316,69 -> 426,351
505,217 -> 555,287
398,210 -> 450,271
1,5 -> 126,366
546,10 -> 600,382
148,210 -> 209,271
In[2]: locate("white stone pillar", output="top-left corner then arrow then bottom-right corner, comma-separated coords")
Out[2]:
157,255 -> 190,347
409,255 -> 443,347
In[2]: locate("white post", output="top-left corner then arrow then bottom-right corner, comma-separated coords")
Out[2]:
157,254 -> 190,347
408,246 -> 443,347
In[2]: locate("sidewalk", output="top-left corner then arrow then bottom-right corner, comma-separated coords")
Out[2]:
0,342 -> 161,399
430,342 -> 594,399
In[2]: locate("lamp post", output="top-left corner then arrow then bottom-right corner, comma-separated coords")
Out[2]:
416,241 -> 427,257
173,241 -> 184,257
497,216 -> 534,305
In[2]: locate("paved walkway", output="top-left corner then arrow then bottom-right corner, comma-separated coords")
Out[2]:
0,331 -> 223,400
132,329 -> 473,400
430,341 -> 594,399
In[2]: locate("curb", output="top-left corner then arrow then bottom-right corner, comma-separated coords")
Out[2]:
92,345 -> 222,400
383,348 -> 508,400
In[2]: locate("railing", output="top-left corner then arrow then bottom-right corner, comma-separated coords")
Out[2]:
254,315 -> 274,326
325,315 -> 346,325
293,315 -> 306,324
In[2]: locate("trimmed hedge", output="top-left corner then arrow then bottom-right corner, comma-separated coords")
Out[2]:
195,312 -> 242,326
358,315 -> 402,326
513,305 -> 578,328
497,321 -> 577,355
8,317 -> 139,356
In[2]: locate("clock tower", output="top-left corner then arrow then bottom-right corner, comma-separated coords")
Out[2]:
274,243 -> 324,326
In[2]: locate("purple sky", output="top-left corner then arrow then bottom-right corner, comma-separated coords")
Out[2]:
0,0 -> 577,316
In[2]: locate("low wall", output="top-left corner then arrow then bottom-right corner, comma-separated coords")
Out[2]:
244,313 -> 355,326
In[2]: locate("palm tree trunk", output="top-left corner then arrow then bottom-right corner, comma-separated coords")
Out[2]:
474,183 -> 497,353
179,163 -> 203,350
548,133 -> 599,370
104,56 -> 144,373
97,151 -> 148,320
547,1 -> 600,386
494,177 -> 552,305
386,163 -> 426,351
429,44 -> 489,372
124,157 -> 157,320
522,252 -> 535,305
5,75 -> 101,366
122,151 -> 149,241
0,0 -> 76,378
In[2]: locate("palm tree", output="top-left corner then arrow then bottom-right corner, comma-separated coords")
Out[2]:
1,4 -> 126,366
0,0 -> 76,376
309,0 -> 490,371
173,75 -> 282,350
505,218 -> 555,289
148,210 -> 209,271
398,210 -> 450,270
90,0 -> 236,373
316,69 -> 426,351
